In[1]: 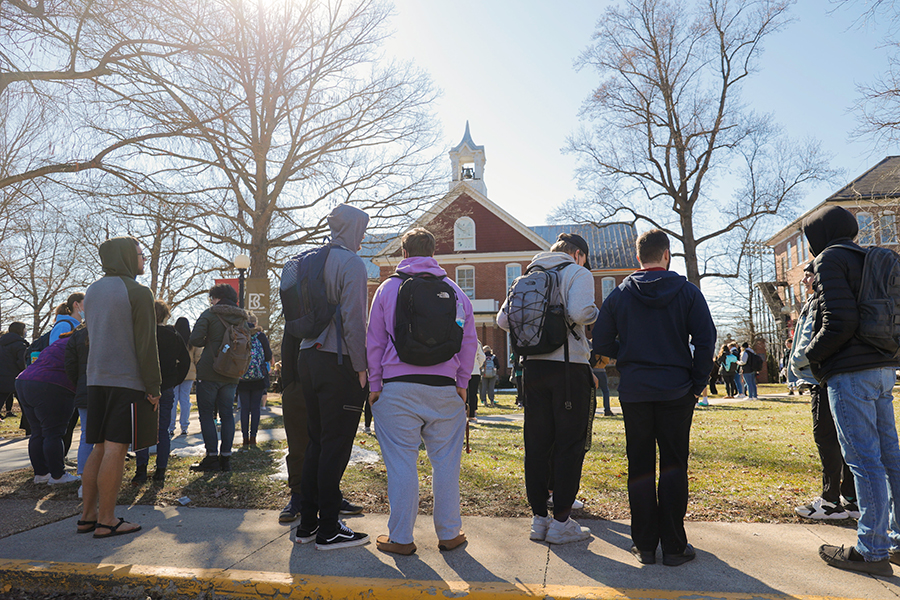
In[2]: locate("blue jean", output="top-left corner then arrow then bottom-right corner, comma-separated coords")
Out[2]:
827,367 -> 900,561
76,407 -> 93,475
742,373 -> 757,398
14,380 -> 75,479
170,380 -> 192,434
238,387 -> 263,440
196,380 -> 236,456
734,373 -> 744,395
136,388 -> 175,470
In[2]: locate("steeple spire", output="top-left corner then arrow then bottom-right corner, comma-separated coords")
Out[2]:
449,121 -> 486,195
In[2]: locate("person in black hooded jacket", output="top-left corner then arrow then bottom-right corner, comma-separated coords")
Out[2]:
804,205 -> 900,577
0,322 -> 28,419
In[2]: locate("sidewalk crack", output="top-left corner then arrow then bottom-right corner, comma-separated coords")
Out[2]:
543,545 -> 550,588
224,527 -> 293,572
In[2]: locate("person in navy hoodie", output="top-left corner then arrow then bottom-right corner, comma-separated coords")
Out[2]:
592,229 -> 715,567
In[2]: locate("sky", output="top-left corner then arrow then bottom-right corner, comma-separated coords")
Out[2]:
383,0 -> 894,229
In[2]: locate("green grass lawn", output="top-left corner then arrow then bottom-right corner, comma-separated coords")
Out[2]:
2,383 -> 899,524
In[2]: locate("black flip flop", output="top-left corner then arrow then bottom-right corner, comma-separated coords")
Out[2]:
93,517 -> 142,539
76,520 -> 96,534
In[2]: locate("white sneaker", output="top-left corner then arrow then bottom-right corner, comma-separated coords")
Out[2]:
33,474 -> 50,484
794,497 -> 849,520
48,473 -> 80,485
530,515 -> 552,541
572,498 -> 584,509
545,517 -> 592,544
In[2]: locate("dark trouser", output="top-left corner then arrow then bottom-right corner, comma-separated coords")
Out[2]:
282,380 -> 308,497
621,392 -> 695,554
523,360 -> 592,520
722,371 -> 737,396
15,380 -> 75,479
364,399 -> 373,429
708,369 -> 718,395
62,406 -> 79,455
593,368 -> 611,413
196,380 -> 237,456
297,349 -> 365,536
2,391 -> 14,413
238,387 -> 264,440
136,388 -> 175,471
467,375 -> 480,418
811,384 -> 856,503
515,373 -> 524,405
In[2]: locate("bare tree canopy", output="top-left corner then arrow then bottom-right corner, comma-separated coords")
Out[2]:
561,0 -> 838,286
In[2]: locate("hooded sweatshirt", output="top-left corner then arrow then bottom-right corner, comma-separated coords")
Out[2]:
299,203 -> 370,372
366,256 -> 478,392
84,237 -> 161,397
497,252 -> 598,364
0,331 -> 28,393
803,205 -> 899,381
190,299 -> 249,383
592,269 -> 716,401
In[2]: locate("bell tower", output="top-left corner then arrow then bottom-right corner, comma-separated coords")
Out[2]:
449,121 -> 486,195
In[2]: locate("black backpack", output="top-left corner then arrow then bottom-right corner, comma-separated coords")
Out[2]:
832,243 -> 900,359
280,244 -> 341,342
25,320 -> 75,365
744,349 -> 763,373
391,272 -> 463,366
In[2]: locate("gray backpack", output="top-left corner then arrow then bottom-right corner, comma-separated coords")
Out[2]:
506,264 -> 569,356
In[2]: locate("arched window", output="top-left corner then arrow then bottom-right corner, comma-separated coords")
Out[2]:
456,266 -> 475,299
601,277 -> 616,301
857,212 -> 875,245
505,263 -> 522,291
454,217 -> 476,251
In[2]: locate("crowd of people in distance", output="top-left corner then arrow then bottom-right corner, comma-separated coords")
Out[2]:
0,203 -> 897,577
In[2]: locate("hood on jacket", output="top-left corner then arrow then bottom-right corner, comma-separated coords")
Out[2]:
803,205 -> 859,257
621,270 -> 688,308
527,251 -> 576,272
396,256 -> 447,278
328,204 -> 369,252
210,302 -> 248,325
99,236 -> 141,278
0,332 -> 26,349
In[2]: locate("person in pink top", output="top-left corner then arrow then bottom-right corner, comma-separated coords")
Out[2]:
366,228 -> 477,555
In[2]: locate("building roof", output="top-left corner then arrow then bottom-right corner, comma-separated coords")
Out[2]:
827,155 -> 900,201
530,223 -> 639,270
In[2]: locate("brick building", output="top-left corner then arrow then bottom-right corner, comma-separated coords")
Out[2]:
368,124 -> 638,380
764,156 -> 900,331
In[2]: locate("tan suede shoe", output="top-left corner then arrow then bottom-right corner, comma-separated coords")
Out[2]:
438,532 -> 467,551
376,535 -> 416,555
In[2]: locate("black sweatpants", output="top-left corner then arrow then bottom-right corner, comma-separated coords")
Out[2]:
523,359 -> 592,519
811,384 -> 856,503
297,348 -> 365,536
621,392 -> 695,554
282,381 -> 308,497
467,374 -> 480,418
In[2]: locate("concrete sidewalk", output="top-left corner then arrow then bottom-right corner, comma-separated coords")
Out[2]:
0,507 -> 895,599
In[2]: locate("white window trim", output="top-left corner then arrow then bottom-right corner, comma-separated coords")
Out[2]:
454,216 -> 476,251
505,263 -> 522,291
857,211 -> 876,245
601,276 -> 616,301
456,265 -> 475,299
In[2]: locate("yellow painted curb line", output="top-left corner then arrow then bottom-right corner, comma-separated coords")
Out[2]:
0,559 -> 868,600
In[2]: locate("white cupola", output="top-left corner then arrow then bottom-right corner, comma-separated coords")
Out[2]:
449,121 -> 486,195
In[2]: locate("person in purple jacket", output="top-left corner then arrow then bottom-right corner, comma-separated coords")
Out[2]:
366,228 -> 477,555
15,334 -> 79,485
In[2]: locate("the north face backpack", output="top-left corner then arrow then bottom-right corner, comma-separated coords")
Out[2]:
212,314 -> 253,379
833,243 -> 900,358
391,272 -> 463,366
240,333 -> 267,381
505,264 -> 569,356
280,244 -> 340,340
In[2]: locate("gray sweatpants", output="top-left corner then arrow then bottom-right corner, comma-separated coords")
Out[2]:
371,381 -> 466,545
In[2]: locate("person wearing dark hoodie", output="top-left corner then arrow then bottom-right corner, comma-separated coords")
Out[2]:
803,205 -> 900,577
170,317 -> 195,438
293,203 -> 370,551
79,236 -> 160,538
189,283 -> 250,473
0,322 -> 28,419
592,229 -> 715,567
498,232 -> 599,545
132,299 -> 190,484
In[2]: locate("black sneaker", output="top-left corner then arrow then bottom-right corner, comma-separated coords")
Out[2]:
190,455 -> 221,472
315,521 -> 369,550
279,501 -> 300,523
663,543 -> 696,567
295,523 -> 318,544
340,498 -> 363,515
820,544 -> 892,577
219,455 -> 231,472
152,468 -> 165,483
131,466 -> 148,485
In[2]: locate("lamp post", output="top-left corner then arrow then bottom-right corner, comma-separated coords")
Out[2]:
234,254 -> 251,308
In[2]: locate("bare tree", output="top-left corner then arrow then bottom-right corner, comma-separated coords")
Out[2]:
91,0 -> 443,279
561,0 -> 838,286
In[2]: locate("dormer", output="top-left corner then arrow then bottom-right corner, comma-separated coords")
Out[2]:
449,121 -> 486,196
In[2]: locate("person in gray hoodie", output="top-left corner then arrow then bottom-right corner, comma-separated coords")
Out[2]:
294,203 -> 371,551
79,236 -> 160,538
497,232 -> 599,546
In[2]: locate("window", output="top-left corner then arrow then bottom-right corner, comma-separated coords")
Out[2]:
505,263 -> 522,291
857,212 -> 875,245
454,217 -> 475,251
601,277 -> 616,301
786,241 -> 793,270
881,214 -> 898,245
780,257 -> 786,280
456,266 -> 475,299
